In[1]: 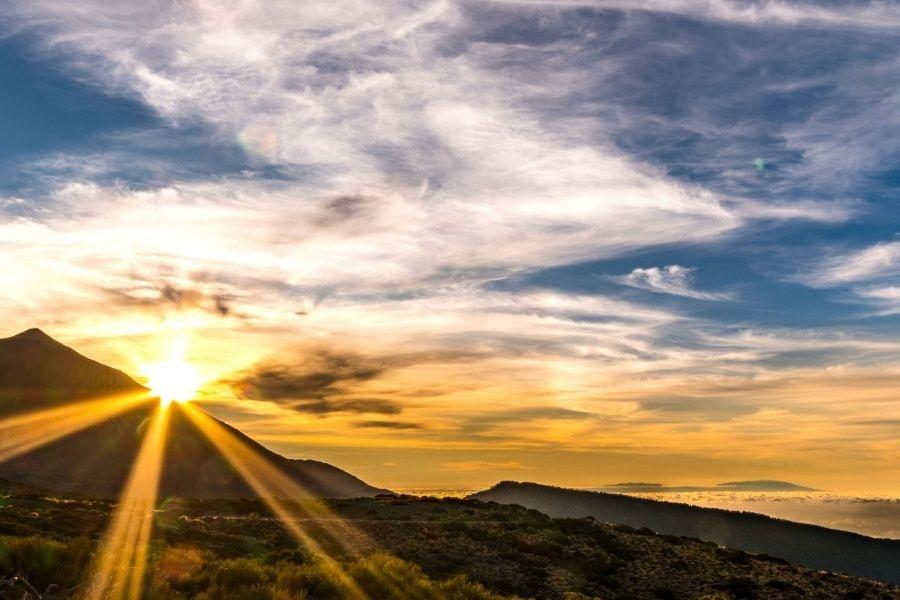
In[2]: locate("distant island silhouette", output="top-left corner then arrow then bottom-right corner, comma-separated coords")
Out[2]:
599,480 -> 819,493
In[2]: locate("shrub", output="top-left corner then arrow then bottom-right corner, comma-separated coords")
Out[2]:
274,561 -> 344,599
0,535 -> 92,590
155,546 -> 205,587
715,576 -> 761,600
652,586 -> 677,600
766,579 -> 802,593
718,548 -> 751,565
197,583 -> 276,600
207,557 -> 272,590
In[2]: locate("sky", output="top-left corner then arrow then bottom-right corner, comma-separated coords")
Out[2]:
0,0 -> 898,494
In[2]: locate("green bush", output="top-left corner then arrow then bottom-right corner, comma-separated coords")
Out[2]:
145,550 -> 514,600
0,530 -> 515,600
348,553 -> 509,600
274,561 -> 344,599
0,534 -> 92,591
206,557 -> 272,589
197,583 -> 277,600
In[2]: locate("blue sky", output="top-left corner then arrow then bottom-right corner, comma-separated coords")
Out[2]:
0,0 -> 898,491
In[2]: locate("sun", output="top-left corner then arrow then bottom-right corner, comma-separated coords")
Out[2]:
143,356 -> 202,406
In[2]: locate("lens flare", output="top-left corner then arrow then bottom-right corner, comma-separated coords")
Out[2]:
87,402 -> 171,600
181,403 -> 370,599
0,391 -> 153,465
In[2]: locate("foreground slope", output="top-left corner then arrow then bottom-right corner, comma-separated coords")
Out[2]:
0,328 -> 385,498
471,481 -> 900,584
0,492 -> 897,599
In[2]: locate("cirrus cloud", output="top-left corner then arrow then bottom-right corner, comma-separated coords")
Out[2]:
612,265 -> 731,301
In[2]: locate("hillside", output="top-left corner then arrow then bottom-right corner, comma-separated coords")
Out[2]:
0,328 -> 386,499
471,481 -> 900,584
0,492 -> 897,599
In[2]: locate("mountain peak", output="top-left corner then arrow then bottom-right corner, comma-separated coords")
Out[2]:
0,327 -> 145,403
6,328 -> 56,343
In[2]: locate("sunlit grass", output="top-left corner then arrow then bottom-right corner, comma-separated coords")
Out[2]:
0,391 -> 153,465
181,403 -> 371,600
86,402 -> 171,600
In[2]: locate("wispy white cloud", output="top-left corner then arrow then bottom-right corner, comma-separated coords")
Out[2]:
800,241 -> 900,287
612,265 -> 731,301
853,285 -> 900,317
486,0 -> 900,30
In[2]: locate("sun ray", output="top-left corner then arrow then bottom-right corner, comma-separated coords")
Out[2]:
180,403 -> 371,600
86,401 -> 171,600
0,390 -> 154,465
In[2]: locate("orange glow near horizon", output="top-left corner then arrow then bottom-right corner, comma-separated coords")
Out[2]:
181,403 -> 370,599
0,391 -> 153,465
87,401 -> 171,600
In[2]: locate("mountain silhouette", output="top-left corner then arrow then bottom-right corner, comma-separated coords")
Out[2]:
596,479 -> 818,493
0,328 -> 143,414
0,329 -> 387,498
471,481 -> 900,584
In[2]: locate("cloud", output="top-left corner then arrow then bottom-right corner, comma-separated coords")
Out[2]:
355,420 -> 424,430
800,242 -> 900,287
459,407 -> 597,438
793,242 -> 900,316
227,349 -> 388,407
224,345 -> 486,414
853,285 -> 900,317
612,265 -> 730,300
486,0 -> 900,29
290,398 -> 402,416
639,396 -> 759,421
2,0 -> 846,233
849,418 -> 900,428
441,460 -> 528,472
103,280 -> 234,317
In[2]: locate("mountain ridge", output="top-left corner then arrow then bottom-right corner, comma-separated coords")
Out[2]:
0,328 -> 387,499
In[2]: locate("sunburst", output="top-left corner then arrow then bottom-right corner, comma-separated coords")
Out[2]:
142,354 -> 202,406
0,339 -> 379,598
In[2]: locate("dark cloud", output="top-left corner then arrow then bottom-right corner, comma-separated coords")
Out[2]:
848,418 -> 900,427
315,194 -> 375,228
292,397 -> 401,416
230,351 -> 384,401
226,347 -> 479,415
460,406 -> 594,436
103,280 -> 235,317
639,396 -> 759,421
355,420 -> 423,430
212,294 -> 232,316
